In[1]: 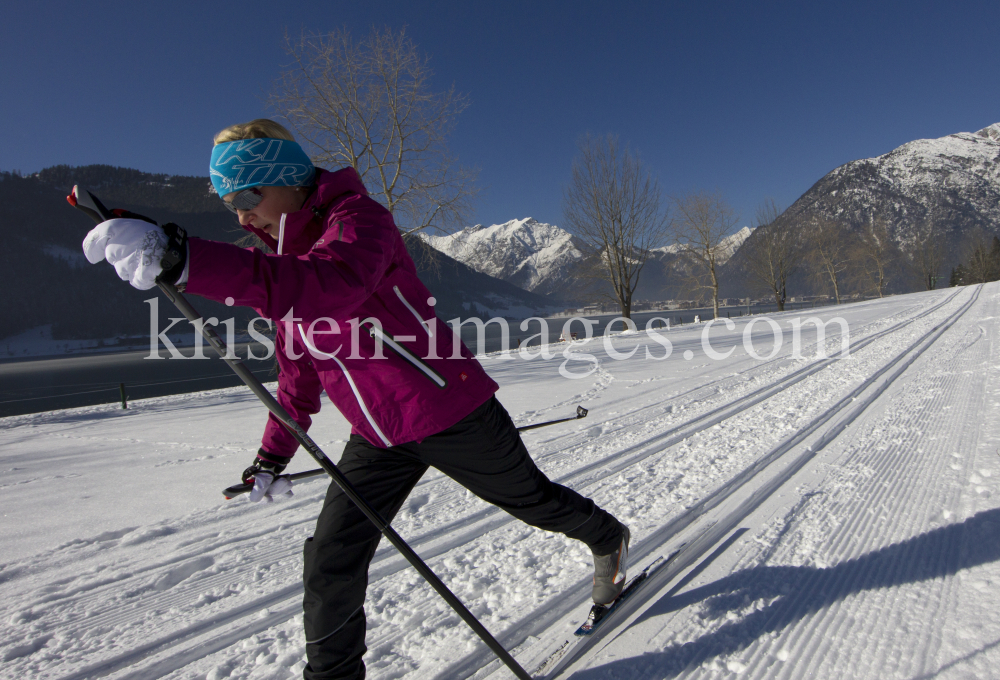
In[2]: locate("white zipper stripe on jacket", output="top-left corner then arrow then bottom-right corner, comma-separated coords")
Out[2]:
394,286 -> 432,338
365,323 -> 447,388
296,324 -> 393,448
277,214 -> 287,255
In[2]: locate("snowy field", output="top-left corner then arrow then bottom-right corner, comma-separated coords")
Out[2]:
2,283 -> 999,680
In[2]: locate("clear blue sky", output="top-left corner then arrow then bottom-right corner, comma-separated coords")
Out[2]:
3,0 -> 998,232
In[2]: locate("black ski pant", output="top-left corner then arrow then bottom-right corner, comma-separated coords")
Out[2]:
301,396 -> 623,680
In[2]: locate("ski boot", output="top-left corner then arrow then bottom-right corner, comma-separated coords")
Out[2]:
592,524 -> 630,605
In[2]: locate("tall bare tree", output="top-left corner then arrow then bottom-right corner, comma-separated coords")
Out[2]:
672,191 -> 740,317
851,218 -> 898,298
808,218 -> 853,303
270,26 -> 477,234
738,198 -> 800,311
563,134 -> 669,318
901,220 -> 945,290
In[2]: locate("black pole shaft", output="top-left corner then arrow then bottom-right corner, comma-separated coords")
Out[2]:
224,406 -> 590,497
72,187 -> 531,680
516,414 -> 581,432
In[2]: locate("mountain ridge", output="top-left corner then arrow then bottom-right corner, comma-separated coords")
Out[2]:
423,217 -> 753,304
1,166 -> 558,344
422,217 -> 583,293
779,122 -> 1000,257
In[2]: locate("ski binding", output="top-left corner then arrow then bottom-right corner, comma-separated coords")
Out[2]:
574,545 -> 685,636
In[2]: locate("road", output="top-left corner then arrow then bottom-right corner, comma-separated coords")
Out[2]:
0,301 -> 832,417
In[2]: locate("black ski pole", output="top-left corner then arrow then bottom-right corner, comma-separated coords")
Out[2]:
224,405 -> 590,498
69,187 -> 533,680
516,404 -> 588,432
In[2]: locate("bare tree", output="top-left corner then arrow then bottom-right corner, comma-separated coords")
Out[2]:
672,191 -> 740,317
851,218 -> 898,298
563,134 -> 669,318
808,218 -> 853,303
738,198 -> 800,311
901,220 -> 945,290
270,26 -> 477,234
962,229 -> 1000,284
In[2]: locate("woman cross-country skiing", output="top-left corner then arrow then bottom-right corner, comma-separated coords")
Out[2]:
82,118 -> 630,679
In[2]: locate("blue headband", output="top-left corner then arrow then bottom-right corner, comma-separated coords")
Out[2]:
209,138 -> 315,196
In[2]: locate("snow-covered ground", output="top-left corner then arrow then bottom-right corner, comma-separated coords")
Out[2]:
2,284 -> 999,680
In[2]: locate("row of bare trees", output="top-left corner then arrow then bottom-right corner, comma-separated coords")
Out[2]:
562,134 -> 747,318
560,135 -> 958,319
740,213 -> 950,309
950,232 -> 1000,285
559,134 -> 947,320
564,135 -> 943,317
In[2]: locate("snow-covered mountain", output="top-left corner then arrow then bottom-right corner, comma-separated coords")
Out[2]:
422,218 -> 583,293
425,218 -> 753,303
403,236 -> 564,320
652,226 -> 753,264
778,122 -> 1000,259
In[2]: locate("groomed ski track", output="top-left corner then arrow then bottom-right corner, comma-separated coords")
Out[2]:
2,285 -> 999,679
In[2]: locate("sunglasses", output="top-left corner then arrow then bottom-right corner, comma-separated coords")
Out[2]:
223,187 -> 264,214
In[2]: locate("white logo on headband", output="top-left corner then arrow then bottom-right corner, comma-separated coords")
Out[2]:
210,168 -> 236,192
227,163 -> 311,187
214,139 -> 284,166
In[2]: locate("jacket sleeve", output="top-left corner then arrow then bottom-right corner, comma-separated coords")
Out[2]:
184,195 -> 398,323
260,332 -> 324,458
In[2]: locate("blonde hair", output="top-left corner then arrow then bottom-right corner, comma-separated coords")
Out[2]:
214,119 -> 296,144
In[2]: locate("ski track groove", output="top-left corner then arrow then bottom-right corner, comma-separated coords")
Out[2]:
533,286 -> 982,679
613,289 -> 983,680
435,289 -> 976,679
795,298 -> 984,680
0,289 -> 977,680
706,289 -> 994,680
449,293 -> 974,677
502,297 -> 930,461
521,299 -> 934,468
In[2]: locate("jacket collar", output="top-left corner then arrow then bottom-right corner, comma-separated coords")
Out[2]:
243,167 -> 368,256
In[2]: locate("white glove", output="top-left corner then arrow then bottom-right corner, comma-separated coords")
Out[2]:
82,219 -> 188,290
249,472 -> 294,503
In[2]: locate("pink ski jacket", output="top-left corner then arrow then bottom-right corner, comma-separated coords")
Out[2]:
184,167 -> 499,455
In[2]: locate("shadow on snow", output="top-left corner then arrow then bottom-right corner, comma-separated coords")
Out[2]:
569,507 -> 1000,679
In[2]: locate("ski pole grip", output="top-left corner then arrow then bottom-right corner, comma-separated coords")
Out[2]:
68,185 -> 115,223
